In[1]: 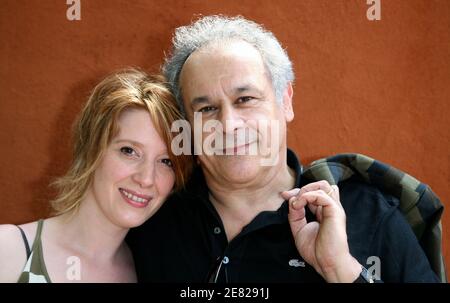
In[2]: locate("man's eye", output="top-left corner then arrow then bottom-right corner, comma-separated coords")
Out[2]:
161,158 -> 173,168
120,146 -> 137,157
237,96 -> 254,103
198,106 -> 216,113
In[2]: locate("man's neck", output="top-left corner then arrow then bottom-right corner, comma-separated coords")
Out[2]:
205,154 -> 296,241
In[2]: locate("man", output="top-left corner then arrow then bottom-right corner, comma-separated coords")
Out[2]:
127,15 -> 440,282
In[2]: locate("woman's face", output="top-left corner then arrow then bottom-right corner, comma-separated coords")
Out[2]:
87,107 -> 175,229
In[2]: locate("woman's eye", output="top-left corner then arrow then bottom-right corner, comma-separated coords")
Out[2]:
161,158 -> 173,168
120,146 -> 137,157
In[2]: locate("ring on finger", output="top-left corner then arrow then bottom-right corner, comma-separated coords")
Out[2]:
326,187 -> 334,197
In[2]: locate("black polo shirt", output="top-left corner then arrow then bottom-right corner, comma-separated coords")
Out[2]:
126,149 -> 439,283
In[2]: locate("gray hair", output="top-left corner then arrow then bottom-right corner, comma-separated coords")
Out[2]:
162,15 -> 295,113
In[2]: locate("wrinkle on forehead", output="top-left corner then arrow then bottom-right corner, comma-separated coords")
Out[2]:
180,40 -> 273,101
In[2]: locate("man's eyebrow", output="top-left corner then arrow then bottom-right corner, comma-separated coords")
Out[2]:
234,85 -> 263,95
189,85 -> 263,106
191,96 -> 210,106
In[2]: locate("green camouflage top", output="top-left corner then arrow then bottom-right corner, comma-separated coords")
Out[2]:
302,153 -> 446,282
17,219 -> 51,283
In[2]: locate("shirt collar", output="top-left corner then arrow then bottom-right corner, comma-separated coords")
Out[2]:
185,148 -> 303,219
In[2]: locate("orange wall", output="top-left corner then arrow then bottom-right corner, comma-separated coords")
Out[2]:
1,0 -> 449,271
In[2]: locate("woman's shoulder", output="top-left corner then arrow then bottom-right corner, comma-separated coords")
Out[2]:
17,221 -> 39,243
0,221 -> 39,250
0,221 -> 39,282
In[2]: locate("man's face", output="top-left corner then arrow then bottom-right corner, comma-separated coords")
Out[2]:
179,40 -> 293,186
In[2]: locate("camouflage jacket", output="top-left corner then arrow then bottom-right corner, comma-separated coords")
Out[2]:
302,153 -> 446,282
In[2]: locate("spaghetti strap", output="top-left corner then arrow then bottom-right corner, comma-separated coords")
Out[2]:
16,219 -> 51,283
16,225 -> 31,259
33,219 -> 44,248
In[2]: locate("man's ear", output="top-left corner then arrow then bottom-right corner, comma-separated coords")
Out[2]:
282,82 -> 294,122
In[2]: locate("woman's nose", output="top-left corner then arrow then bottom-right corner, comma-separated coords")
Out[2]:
132,162 -> 155,188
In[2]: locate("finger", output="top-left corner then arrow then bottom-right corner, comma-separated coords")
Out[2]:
331,185 -> 339,199
330,185 -> 343,208
281,188 -> 301,200
298,191 -> 342,218
283,180 -> 333,202
316,205 -> 323,222
307,203 -> 318,215
283,181 -> 340,212
299,181 -> 335,207
302,195 -> 322,221
300,180 -> 333,195
289,195 -> 307,210
288,198 -> 307,239
303,188 -> 341,208
300,190 -> 334,206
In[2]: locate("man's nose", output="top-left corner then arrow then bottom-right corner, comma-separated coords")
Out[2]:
219,105 -> 244,134
132,161 -> 155,188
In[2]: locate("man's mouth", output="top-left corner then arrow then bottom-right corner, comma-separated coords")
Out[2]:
221,141 -> 257,155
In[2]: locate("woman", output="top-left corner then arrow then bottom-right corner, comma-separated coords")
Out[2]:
0,69 -> 192,282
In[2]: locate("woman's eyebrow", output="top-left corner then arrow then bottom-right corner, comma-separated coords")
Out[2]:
113,139 -> 169,154
112,139 -> 144,148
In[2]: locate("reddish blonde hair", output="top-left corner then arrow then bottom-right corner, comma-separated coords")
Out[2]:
51,69 -> 192,215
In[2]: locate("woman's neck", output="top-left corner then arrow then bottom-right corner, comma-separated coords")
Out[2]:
50,199 -> 129,263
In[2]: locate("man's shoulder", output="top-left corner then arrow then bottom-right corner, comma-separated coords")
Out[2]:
337,177 -> 400,240
339,177 -> 398,212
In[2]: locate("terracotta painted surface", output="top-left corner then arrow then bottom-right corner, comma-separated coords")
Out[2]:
1,1 -> 449,272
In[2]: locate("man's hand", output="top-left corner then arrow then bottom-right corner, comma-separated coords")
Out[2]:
281,180 -> 362,282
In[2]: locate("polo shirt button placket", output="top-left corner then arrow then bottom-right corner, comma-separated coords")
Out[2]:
213,227 -> 221,234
